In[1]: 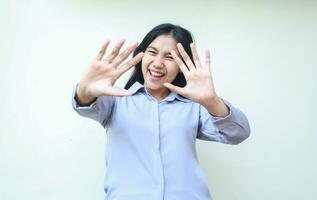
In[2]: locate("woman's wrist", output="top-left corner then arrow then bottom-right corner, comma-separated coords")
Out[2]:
75,84 -> 97,106
202,96 -> 230,117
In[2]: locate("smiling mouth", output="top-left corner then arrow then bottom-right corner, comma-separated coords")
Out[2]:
148,70 -> 165,79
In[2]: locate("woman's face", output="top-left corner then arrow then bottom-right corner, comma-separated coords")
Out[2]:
142,34 -> 180,92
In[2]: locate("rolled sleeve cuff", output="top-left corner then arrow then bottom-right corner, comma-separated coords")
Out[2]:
211,99 -> 248,132
71,84 -> 98,110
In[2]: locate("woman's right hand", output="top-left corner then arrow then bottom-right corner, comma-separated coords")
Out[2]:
76,39 -> 144,105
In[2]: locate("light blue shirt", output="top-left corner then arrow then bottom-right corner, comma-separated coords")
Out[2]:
72,81 -> 250,200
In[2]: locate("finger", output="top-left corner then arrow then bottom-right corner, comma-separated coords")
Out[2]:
105,87 -> 133,97
111,41 -> 138,67
163,82 -> 185,95
205,49 -> 211,72
177,43 -> 195,70
104,39 -> 125,63
171,50 -> 189,76
190,43 -> 202,68
116,52 -> 144,76
96,40 -> 110,60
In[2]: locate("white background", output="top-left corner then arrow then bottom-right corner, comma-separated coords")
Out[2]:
1,0 -> 316,199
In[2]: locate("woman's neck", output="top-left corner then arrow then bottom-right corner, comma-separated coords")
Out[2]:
145,86 -> 170,102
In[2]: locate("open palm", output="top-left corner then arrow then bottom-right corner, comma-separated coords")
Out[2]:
164,43 -> 218,104
78,39 -> 144,99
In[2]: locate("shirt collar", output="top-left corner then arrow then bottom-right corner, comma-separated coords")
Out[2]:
127,81 -> 191,103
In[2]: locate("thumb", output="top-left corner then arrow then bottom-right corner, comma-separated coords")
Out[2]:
164,82 -> 184,95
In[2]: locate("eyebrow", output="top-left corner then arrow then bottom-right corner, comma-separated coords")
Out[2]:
147,46 -> 172,55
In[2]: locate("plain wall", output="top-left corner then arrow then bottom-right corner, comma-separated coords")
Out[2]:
1,0 -> 316,199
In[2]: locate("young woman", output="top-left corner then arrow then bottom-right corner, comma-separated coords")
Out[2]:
72,23 -> 250,200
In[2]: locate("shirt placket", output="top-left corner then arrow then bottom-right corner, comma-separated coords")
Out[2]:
153,100 -> 165,200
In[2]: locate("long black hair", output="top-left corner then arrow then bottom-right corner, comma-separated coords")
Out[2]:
124,23 -> 194,89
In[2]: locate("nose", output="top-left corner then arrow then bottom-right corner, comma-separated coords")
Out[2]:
153,57 -> 164,68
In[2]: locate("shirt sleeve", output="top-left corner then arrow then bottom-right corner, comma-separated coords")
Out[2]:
71,84 -> 115,127
197,99 -> 251,145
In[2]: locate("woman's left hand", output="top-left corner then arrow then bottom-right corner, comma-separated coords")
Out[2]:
164,43 -> 219,106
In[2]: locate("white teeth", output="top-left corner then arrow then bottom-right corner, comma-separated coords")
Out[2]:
150,70 -> 164,77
